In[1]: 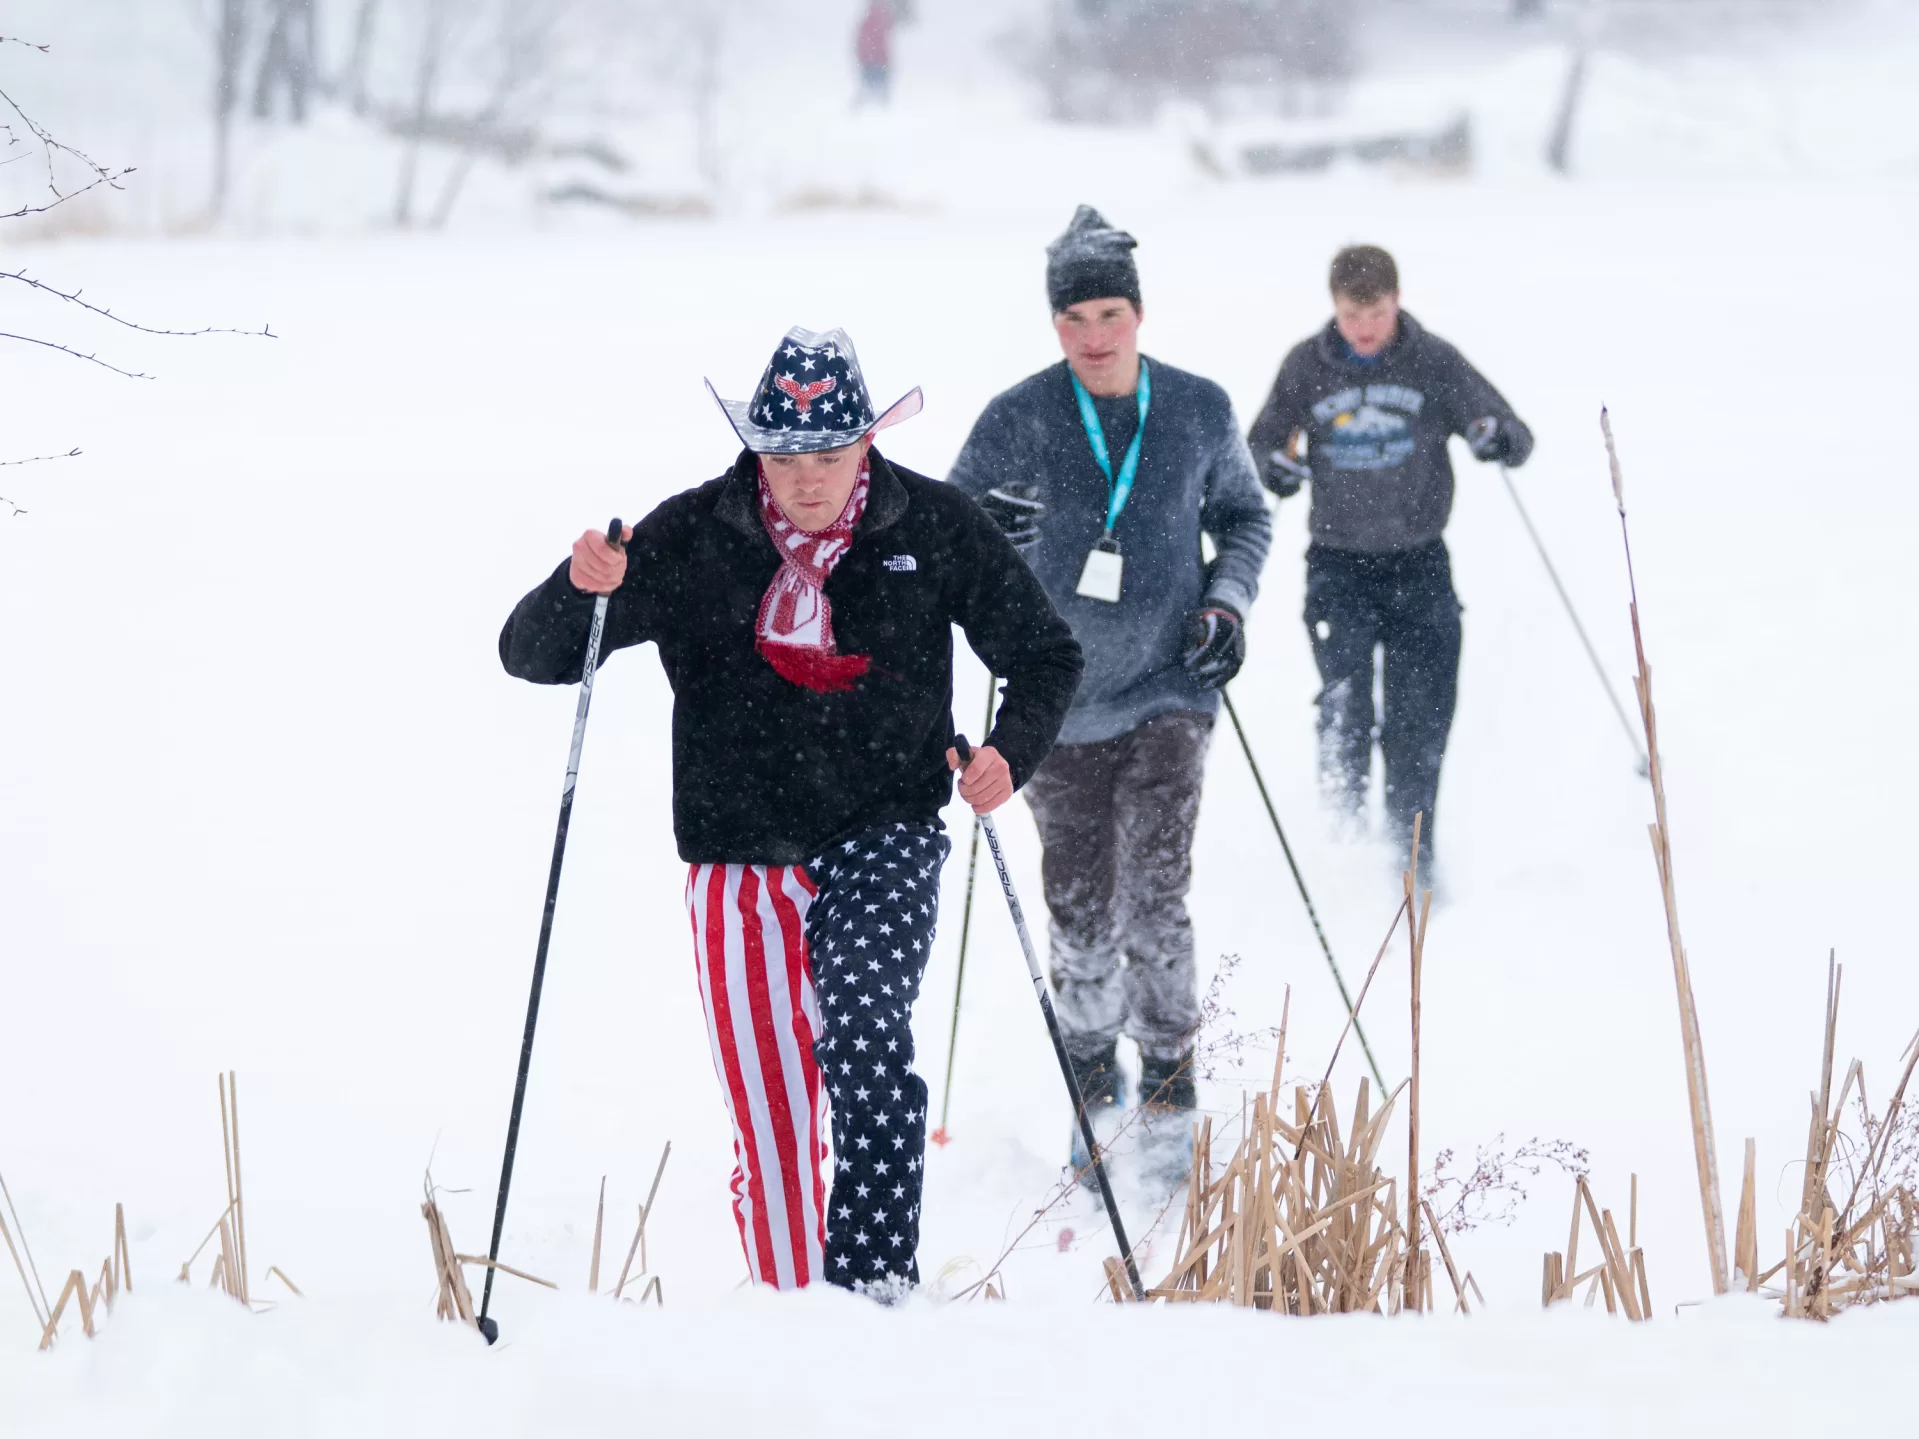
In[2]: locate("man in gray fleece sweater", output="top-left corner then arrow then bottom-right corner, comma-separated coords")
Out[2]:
1247,244 -> 1532,875
949,207 -> 1271,1151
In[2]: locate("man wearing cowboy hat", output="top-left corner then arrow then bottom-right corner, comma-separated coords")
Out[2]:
499,327 -> 1082,1296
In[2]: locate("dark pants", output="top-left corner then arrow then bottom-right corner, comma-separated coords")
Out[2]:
1304,540 -> 1461,858
1022,709 -> 1213,1063
856,62 -> 891,105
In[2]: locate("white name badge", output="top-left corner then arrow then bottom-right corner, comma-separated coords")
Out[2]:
1075,543 -> 1124,603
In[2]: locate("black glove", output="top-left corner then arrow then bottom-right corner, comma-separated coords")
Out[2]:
978,482 -> 1045,551
1183,606 -> 1244,690
1465,415 -> 1512,463
1262,449 -> 1310,498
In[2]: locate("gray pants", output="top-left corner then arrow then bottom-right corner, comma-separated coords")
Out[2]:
1023,709 -> 1213,1063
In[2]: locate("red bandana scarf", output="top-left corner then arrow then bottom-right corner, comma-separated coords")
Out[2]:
754,458 -> 872,693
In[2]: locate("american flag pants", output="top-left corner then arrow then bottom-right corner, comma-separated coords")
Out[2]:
687,821 -> 949,1292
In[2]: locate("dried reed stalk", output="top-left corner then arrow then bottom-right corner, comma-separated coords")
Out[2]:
265,1266 -> 303,1297
589,1176 -> 606,1293
114,1203 -> 131,1296
1,1169 -> 51,1328
1421,1198 -> 1470,1314
1154,1066 -> 1412,1313
1734,1138 -> 1759,1289
175,1073 -> 287,1309
1149,895 -> 1435,1315
1603,408 -> 1731,1295
37,1205 -> 135,1350
613,1142 -> 672,1303
422,1180 -> 476,1326
37,1270 -> 95,1350
2,1205 -> 46,1331
455,1255 -> 558,1290
1749,965 -> 1919,1319
1541,1175 -> 1651,1319
1404,815 -> 1432,1309
217,1071 -> 250,1306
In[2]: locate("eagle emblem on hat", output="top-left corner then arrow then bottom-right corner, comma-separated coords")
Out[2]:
774,373 -> 837,417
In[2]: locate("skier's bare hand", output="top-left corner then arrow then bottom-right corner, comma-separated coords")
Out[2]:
946,744 -> 1013,815
569,524 -> 632,594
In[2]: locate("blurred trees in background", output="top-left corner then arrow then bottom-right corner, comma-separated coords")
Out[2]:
191,0 -> 759,226
1043,0 -> 1355,121
10,0 -> 1852,231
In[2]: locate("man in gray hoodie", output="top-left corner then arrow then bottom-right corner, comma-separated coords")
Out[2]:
1247,244 -> 1532,875
949,207 -> 1271,1152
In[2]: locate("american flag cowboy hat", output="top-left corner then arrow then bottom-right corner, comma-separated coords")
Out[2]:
706,326 -> 924,455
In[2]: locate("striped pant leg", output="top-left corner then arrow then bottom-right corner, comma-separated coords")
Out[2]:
686,862 -> 828,1289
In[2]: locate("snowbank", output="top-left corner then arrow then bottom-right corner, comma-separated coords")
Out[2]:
8,1282 -> 1919,1437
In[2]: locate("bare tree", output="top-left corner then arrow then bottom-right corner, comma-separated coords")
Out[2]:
211,0 -> 251,217
392,0 -> 460,225
342,0 -> 382,114
690,5 -> 724,191
187,0 -> 733,229
253,0 -> 321,123
426,1 -> 564,228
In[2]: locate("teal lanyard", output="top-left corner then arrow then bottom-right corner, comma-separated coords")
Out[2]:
1069,359 -> 1151,538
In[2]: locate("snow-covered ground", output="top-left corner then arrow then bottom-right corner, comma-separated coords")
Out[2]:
4,3 -> 1918,1434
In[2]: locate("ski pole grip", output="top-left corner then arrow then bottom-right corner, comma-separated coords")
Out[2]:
606,517 -> 624,551
953,735 -> 973,766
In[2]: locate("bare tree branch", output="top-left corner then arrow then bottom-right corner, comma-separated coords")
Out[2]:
2,446 -> 80,510
0,165 -> 137,220
0,445 -> 74,515
0,79 -> 132,218
0,37 -> 51,54
0,269 -> 274,338
0,331 -> 153,379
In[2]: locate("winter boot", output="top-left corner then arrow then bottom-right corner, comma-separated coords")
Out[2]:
1138,1049 -> 1197,1112
1070,1038 -> 1127,1113
1136,1048 -> 1198,1191
1067,1039 -> 1126,1190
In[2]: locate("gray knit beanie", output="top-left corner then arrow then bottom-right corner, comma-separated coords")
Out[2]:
1045,205 -> 1141,314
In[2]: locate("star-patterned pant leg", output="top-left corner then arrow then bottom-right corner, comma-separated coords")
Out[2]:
804,820 -> 951,1292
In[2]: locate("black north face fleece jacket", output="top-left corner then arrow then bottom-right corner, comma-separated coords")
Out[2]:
499,449 -> 1084,865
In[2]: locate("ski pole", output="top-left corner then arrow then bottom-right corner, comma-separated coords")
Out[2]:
930,678 -> 998,1146
1219,688 -> 1387,1092
1499,464 -> 1650,777
478,517 -> 624,1344
952,735 -> 1146,1302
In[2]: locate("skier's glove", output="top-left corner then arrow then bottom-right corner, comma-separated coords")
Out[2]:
1183,606 -> 1245,691
1263,450 -> 1311,498
978,482 -> 1045,551
1466,416 -> 1511,463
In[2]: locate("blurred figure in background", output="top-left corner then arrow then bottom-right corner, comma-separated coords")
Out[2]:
1247,245 -> 1532,882
855,1 -> 895,107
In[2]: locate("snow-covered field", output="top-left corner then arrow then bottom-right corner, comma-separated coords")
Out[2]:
4,3 -> 1918,1434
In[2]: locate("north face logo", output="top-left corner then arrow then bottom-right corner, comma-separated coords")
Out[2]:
883,554 -> 917,572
